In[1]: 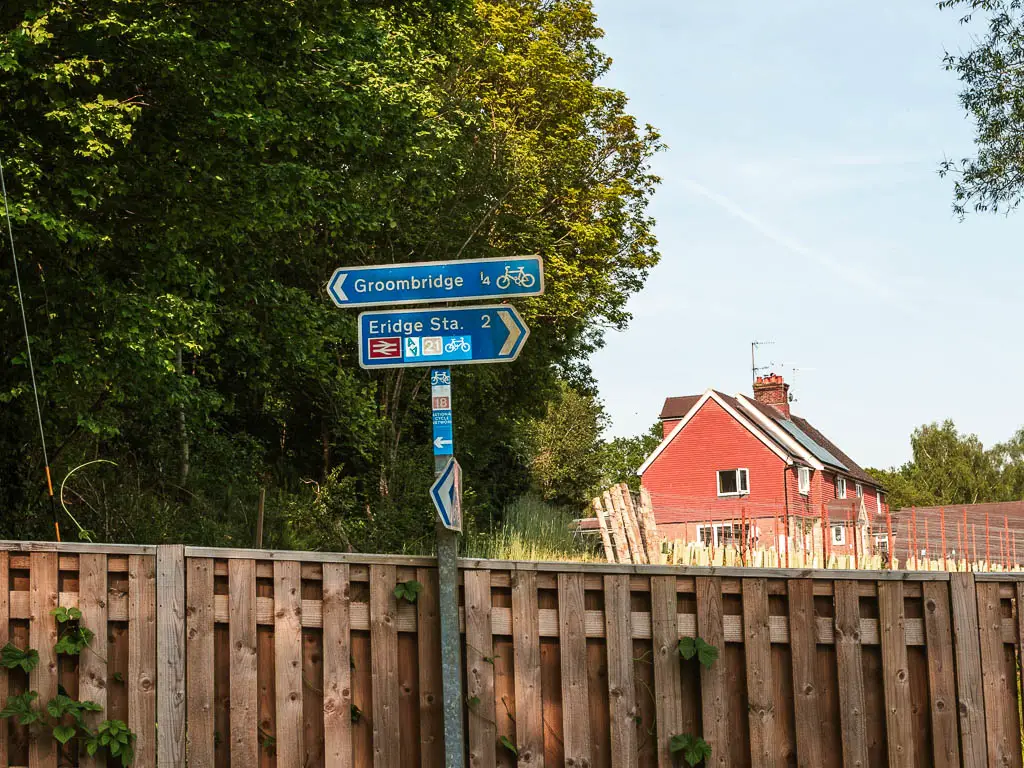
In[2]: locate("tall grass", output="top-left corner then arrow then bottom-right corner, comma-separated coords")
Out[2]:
465,495 -> 597,562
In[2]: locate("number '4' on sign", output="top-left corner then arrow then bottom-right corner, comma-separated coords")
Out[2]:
480,271 -> 491,285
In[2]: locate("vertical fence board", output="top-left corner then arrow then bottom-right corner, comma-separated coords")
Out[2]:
29,552 -> 58,768
186,558 -> 215,767
229,559 -> 258,767
156,546 -> 186,768
417,567 -> 443,768
323,563 -> 353,768
370,564 -> 398,768
950,573 -> 988,768
78,554 -> 108,768
559,572 -> 592,766
742,578 -> 775,768
879,581 -> 915,768
697,576 -> 729,768
787,579 -> 823,768
652,575 -> 682,768
834,580 -> 868,768
975,582 -> 1012,766
605,574 -> 638,768
274,560 -> 304,766
129,554 -> 157,768
921,581 -> 960,768
466,569 -> 496,768
0,551 -> 7,768
512,570 -> 543,766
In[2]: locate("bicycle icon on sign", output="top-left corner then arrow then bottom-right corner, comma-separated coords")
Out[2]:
445,337 -> 471,353
431,370 -> 451,386
496,265 -> 536,290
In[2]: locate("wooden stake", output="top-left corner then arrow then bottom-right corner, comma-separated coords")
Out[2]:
255,487 -> 266,548
985,513 -> 991,570
885,508 -> 895,570
940,507 -> 947,568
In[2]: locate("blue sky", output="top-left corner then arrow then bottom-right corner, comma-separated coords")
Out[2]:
588,0 -> 1024,469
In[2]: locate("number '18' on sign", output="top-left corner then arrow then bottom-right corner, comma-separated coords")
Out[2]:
358,305 -> 530,369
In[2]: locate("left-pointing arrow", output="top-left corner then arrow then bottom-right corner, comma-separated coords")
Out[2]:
329,272 -> 348,303
434,436 -> 453,450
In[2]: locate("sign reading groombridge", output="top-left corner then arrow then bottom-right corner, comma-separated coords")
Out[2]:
327,255 -> 543,307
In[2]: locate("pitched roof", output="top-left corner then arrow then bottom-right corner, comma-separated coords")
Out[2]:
650,391 -> 883,488
659,395 -> 701,420
789,416 -> 880,488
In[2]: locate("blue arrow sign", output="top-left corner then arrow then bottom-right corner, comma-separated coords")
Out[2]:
358,305 -> 529,369
430,457 -> 462,531
328,256 -> 543,308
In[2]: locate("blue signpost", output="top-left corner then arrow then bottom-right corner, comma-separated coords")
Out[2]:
328,255 -> 542,768
328,255 -> 543,307
358,304 -> 529,369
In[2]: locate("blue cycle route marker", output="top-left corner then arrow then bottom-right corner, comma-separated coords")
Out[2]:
431,367 -> 454,456
358,304 -> 529,370
327,255 -> 543,308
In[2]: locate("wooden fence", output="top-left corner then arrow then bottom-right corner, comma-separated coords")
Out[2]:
4,540 -> 1024,767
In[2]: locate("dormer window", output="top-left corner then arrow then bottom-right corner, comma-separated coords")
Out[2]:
717,469 -> 749,496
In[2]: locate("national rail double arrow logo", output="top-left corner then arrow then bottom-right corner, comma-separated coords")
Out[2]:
367,337 -> 401,359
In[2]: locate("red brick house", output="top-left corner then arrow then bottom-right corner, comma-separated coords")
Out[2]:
638,374 -> 888,556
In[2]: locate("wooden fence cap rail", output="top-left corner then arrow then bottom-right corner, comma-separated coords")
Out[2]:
457,557 -> 953,581
0,539 -> 157,555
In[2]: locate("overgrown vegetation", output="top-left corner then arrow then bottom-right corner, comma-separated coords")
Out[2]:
0,608 -> 137,765
0,0 -> 662,549
464,495 -> 597,562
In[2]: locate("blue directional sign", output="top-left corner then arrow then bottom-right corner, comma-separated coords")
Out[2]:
358,304 -> 529,369
328,256 -> 543,308
430,457 -> 463,531
431,368 -> 454,456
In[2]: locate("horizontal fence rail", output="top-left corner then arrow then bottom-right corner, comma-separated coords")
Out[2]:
4,540 -> 1024,767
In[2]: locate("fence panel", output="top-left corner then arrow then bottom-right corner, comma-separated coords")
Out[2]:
7,541 -> 1024,766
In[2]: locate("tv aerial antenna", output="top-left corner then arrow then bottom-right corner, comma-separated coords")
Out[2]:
788,366 -> 817,403
751,340 -> 776,383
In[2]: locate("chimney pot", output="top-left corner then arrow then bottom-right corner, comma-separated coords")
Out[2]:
753,373 -> 791,419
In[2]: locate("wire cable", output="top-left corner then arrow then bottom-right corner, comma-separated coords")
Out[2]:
1,155 -> 60,541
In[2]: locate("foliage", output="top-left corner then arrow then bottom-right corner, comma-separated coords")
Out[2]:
670,732 -> 713,766
0,0 -> 661,550
520,381 -> 609,507
53,605 -> 95,656
0,615 -> 137,764
499,735 -> 518,755
464,494 -> 596,561
867,419 -> 1024,509
678,636 -> 719,670
600,422 -> 662,493
393,580 -> 423,603
938,1 -> 1024,215
1,642 -> 39,673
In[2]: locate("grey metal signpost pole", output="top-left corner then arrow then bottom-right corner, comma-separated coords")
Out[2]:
432,366 -> 465,768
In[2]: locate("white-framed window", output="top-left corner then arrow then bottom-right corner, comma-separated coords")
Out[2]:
717,468 -> 749,496
696,522 -> 748,547
836,477 -> 847,499
874,533 -> 889,553
877,492 -> 884,516
855,482 -> 863,498
831,524 -> 847,545
797,467 -> 811,496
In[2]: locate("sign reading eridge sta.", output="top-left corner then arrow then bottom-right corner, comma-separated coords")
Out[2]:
327,255 -> 543,308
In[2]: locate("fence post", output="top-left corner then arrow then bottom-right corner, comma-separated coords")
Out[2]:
156,544 -> 187,768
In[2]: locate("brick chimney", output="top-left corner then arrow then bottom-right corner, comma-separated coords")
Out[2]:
753,373 -> 790,419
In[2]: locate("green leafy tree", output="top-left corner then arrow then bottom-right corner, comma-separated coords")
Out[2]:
939,0 -> 1024,214
600,422 -> 661,492
0,0 -> 661,550
521,381 -> 607,508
